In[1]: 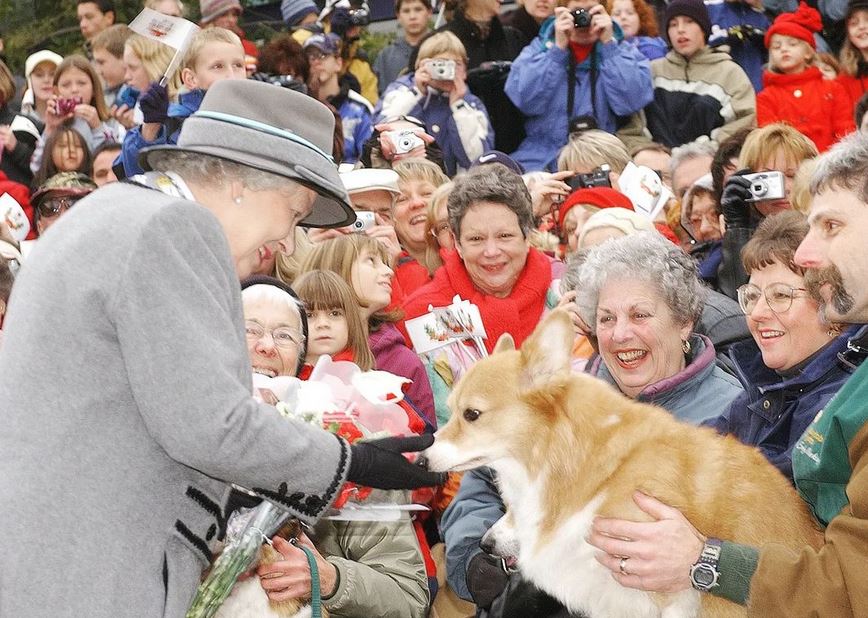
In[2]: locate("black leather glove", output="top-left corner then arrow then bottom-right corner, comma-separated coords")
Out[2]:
467,551 -> 511,609
139,81 -> 169,125
347,434 -> 446,490
720,169 -> 754,230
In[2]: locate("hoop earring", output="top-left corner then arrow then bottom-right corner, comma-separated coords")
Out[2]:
682,339 -> 691,355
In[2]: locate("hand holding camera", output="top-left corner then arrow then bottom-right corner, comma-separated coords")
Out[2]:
376,123 -> 432,162
719,169 -> 754,230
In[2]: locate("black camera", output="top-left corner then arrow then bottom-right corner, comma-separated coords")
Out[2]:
572,8 -> 592,28
567,164 -> 612,190
250,72 -> 308,95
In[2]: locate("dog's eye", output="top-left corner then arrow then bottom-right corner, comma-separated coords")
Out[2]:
463,408 -> 481,422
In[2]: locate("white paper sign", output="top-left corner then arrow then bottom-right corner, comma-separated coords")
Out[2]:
0,192 -> 30,242
618,162 -> 673,221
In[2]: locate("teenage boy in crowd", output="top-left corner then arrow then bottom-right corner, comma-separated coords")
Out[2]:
77,0 -> 116,59
91,25 -> 131,111
373,0 -> 433,95
304,33 -> 374,164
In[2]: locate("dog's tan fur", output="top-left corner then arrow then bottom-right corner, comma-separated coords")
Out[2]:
426,311 -> 823,617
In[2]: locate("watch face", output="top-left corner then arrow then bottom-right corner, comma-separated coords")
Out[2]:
693,564 -> 716,587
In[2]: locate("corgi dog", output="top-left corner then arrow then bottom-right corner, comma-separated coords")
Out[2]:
214,520 -> 328,618
425,311 -> 823,618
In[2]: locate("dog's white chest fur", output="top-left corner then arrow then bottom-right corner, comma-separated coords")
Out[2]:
213,577 -> 312,618
493,462 -> 699,618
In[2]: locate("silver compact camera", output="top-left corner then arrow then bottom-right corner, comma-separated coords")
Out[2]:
350,211 -> 376,233
743,171 -> 786,202
428,58 -> 456,81
385,129 -> 425,155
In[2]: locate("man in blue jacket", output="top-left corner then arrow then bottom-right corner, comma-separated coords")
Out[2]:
505,0 -> 653,172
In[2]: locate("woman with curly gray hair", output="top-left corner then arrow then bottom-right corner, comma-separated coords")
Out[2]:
575,232 -> 742,423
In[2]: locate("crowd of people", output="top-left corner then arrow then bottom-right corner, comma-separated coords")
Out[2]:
2,0 -> 868,616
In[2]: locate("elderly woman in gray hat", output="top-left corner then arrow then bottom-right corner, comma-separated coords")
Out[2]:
0,79 -> 442,618
575,232 -> 743,423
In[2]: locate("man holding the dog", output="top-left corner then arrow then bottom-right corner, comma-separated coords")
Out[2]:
589,132 -> 868,615
0,80 -> 443,617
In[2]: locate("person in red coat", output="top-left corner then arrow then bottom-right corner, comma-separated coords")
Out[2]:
401,163 -> 558,353
836,0 -> 868,111
0,171 -> 36,240
757,2 -> 854,153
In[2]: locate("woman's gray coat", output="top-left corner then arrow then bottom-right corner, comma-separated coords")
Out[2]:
0,183 -> 351,617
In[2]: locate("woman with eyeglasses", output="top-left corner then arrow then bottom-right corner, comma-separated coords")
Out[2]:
235,275 -> 430,618
704,211 -> 859,482
30,171 -> 97,237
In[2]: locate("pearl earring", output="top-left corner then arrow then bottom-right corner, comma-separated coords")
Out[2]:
234,196 -> 242,206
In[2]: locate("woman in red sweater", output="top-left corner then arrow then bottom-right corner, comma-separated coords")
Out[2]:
757,2 -> 854,152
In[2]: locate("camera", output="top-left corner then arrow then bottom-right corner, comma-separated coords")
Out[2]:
572,8 -> 592,28
743,171 -> 786,202
350,210 -> 376,233
385,129 -> 425,155
56,96 -> 83,115
567,164 -> 612,190
250,72 -> 308,95
428,59 -> 456,81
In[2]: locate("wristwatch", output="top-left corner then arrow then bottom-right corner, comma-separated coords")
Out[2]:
689,538 -> 722,592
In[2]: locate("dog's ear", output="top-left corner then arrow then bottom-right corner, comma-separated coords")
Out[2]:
520,311 -> 573,388
493,333 -> 516,354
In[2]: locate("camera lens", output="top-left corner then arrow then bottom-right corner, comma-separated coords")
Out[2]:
751,181 -> 768,197
572,8 -> 591,28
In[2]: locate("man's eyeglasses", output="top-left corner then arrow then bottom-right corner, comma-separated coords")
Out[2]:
38,196 -> 80,218
737,282 -> 808,315
245,321 -> 305,348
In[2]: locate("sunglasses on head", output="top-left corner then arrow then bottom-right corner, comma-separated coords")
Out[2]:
38,195 -> 80,218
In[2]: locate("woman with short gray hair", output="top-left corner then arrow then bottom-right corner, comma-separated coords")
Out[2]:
575,232 -> 742,423
403,163 -> 561,352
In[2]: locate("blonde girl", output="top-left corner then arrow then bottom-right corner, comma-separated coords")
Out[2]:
301,234 -> 438,428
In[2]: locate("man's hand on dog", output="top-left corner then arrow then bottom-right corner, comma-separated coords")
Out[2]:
257,535 -> 338,601
348,434 -> 447,490
587,491 -> 705,593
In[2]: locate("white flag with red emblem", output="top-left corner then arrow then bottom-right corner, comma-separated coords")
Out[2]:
128,7 -> 199,50
128,8 -> 200,86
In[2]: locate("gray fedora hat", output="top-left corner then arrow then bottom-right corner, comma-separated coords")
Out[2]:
139,79 -> 355,229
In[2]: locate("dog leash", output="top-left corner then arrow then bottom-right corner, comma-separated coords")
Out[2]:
290,537 -> 323,618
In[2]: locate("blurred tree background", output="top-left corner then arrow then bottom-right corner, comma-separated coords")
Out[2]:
0,0 -> 391,75
1,0 -> 152,72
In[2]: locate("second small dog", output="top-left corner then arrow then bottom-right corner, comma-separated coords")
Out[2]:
214,520 -> 328,618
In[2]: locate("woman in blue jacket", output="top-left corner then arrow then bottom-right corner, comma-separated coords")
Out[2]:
505,0 -> 653,172
705,211 -> 861,482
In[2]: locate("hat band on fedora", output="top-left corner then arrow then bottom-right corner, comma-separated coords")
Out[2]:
193,110 -> 335,164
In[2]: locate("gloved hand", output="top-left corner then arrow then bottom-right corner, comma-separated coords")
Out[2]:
720,169 -> 754,230
347,434 -> 446,490
139,81 -> 169,125
467,551 -> 511,609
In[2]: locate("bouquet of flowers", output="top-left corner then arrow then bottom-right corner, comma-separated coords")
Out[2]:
186,357 -> 426,618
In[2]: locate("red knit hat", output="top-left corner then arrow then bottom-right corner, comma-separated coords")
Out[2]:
764,2 -> 822,49
558,187 -> 633,231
